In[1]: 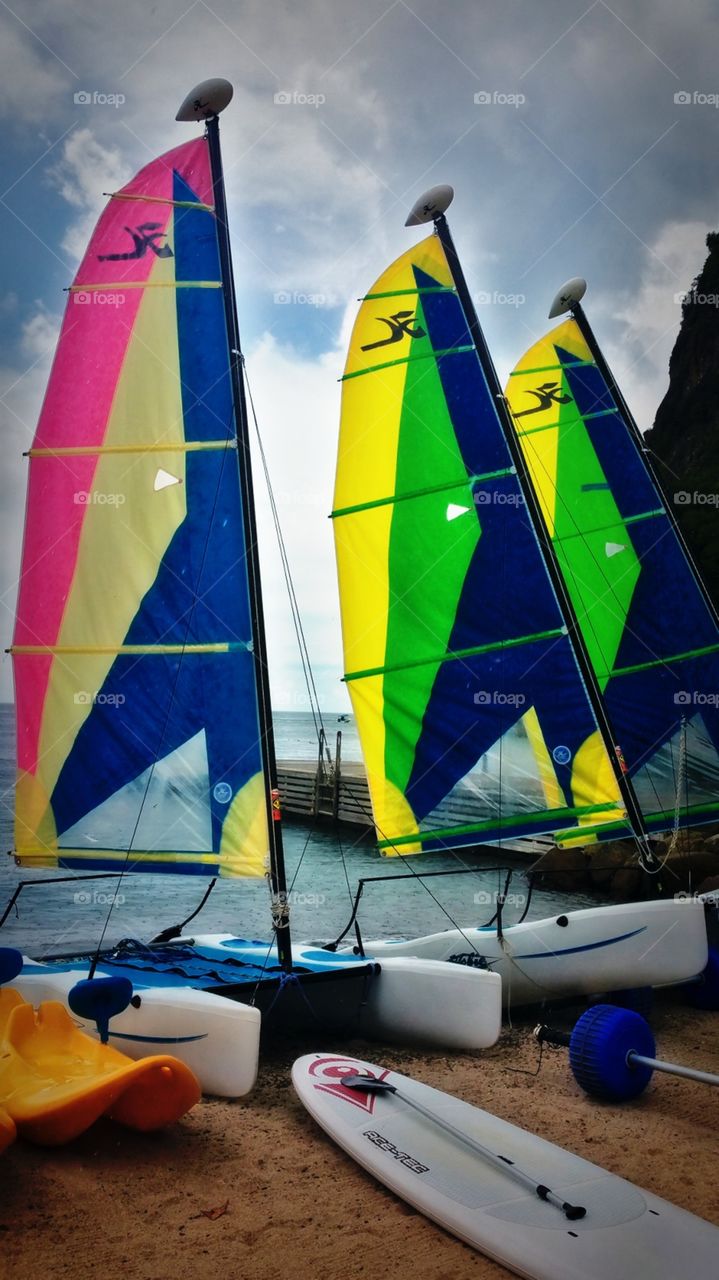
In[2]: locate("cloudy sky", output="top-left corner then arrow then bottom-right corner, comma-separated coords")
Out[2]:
1,0 -> 717,710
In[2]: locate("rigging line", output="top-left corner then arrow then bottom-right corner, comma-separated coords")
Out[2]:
328,782 -> 506,952
88,420 -> 234,976
243,359 -> 330,762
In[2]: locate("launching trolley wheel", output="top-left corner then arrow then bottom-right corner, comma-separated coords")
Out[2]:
568,1004 -> 656,1102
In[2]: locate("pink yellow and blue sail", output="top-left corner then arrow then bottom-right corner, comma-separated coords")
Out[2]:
506,317 -> 719,836
333,233 -> 629,855
12,137 -> 269,876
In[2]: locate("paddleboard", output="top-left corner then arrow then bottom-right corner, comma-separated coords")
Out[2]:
292,1052 -> 719,1280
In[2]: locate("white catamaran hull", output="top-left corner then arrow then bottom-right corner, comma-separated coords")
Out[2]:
13,961 -> 260,1098
340,900 -> 709,1006
191,937 -> 502,1050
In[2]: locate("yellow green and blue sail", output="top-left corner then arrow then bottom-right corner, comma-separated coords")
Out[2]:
334,234 -> 629,854
12,136 -> 269,877
506,317 -> 719,837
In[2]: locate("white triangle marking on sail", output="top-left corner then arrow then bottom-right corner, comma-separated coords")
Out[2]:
605,541 -> 627,557
154,468 -> 182,491
446,503 -> 471,521
58,729 -> 213,853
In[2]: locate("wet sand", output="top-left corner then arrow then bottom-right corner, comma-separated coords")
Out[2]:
2,997 -> 717,1280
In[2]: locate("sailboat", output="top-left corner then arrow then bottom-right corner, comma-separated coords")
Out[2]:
5,84 -> 502,1069
332,185 -> 712,1005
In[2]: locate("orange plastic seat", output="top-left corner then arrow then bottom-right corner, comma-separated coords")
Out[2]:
0,992 -> 200,1146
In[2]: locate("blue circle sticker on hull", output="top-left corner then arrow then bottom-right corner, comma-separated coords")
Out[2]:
213,782 -> 233,804
552,745 -> 572,765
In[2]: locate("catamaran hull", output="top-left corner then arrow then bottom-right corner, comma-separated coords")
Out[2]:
191,937 -> 502,1050
13,963 -> 260,1098
339,900 -> 709,1007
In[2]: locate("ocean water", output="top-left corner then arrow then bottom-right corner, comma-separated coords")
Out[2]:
0,705 -> 601,960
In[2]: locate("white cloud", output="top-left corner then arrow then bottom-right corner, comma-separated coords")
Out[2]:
245,328 -> 351,712
46,128 -> 131,261
606,219 -> 712,432
0,17 -> 67,124
20,303 -> 61,359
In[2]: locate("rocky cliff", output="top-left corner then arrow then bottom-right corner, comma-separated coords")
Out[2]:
645,231 -> 719,604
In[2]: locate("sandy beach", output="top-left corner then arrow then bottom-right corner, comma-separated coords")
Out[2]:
2,994 -> 717,1280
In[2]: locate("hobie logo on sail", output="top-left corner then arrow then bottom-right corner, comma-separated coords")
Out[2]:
360,311 -> 426,352
98,223 -> 173,262
513,382 -> 572,418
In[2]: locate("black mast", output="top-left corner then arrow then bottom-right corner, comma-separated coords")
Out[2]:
432,211 -> 657,870
205,109 -> 293,969
570,298 -> 719,632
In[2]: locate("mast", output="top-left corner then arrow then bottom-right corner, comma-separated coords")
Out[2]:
179,81 -> 292,968
416,198 -> 657,868
565,293 -> 719,634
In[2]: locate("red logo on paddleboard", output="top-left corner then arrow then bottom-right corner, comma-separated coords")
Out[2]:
309,1057 -> 389,1114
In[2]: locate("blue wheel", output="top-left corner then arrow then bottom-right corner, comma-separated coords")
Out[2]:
569,1004 -> 655,1102
606,987 -> 654,1019
686,945 -> 719,1011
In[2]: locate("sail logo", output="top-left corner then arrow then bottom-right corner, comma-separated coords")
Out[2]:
513,382 -> 572,418
309,1057 -> 388,1112
98,223 -> 173,262
360,311 -> 426,352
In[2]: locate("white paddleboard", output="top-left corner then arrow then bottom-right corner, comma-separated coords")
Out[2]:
292,1053 -> 719,1280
